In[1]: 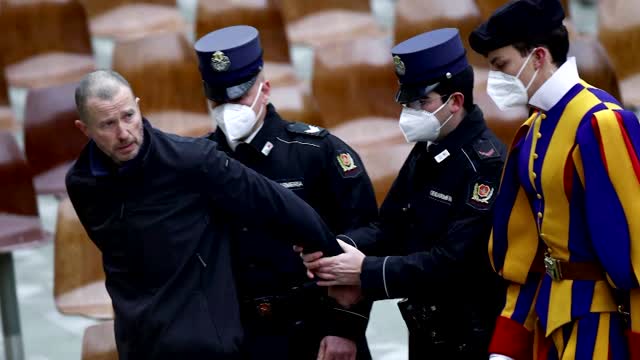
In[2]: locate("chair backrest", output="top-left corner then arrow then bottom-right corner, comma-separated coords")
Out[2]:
112,32 -> 208,115
598,0 -> 640,81
54,198 -> 106,303
23,82 -> 87,177
569,34 -> 621,100
0,0 -> 92,67
196,0 -> 290,63
311,35 -> 399,127
277,0 -> 370,24
0,131 -> 38,216
270,83 -> 322,126
81,320 -> 117,360
0,52 -> 8,105
476,0 -> 569,19
394,0 -> 485,67
78,0 -> 174,18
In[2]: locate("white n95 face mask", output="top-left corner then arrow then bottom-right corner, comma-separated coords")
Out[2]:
213,82 -> 264,142
398,97 -> 453,143
486,50 -> 539,111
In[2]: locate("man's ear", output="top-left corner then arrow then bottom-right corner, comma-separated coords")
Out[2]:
450,92 -> 464,113
533,47 -> 548,70
262,80 -> 271,104
74,119 -> 90,138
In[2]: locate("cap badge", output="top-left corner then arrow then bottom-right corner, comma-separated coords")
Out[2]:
211,51 -> 231,72
393,55 -> 406,76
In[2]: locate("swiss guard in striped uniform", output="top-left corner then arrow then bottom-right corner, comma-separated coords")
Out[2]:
469,0 -> 640,359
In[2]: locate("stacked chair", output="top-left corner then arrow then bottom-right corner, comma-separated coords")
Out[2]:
0,0 -> 95,90
312,34 -> 411,204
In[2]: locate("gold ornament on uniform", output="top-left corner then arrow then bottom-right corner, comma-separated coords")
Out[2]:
393,55 -> 406,76
211,51 -> 231,72
337,153 -> 357,173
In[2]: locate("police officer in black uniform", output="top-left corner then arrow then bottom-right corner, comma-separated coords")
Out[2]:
194,26 -> 378,359
302,28 -> 508,359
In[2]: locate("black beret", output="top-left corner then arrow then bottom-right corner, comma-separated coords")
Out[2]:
469,0 -> 565,55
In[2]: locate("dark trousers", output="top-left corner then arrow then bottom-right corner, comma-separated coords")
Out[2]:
408,330 -> 488,360
241,320 -> 371,359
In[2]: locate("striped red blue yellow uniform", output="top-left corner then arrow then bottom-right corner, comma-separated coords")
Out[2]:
488,79 -> 640,359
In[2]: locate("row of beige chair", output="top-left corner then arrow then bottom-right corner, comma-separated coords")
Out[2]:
2,0 -> 637,110
18,30 -> 623,201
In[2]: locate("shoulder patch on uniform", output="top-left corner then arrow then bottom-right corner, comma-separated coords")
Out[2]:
286,122 -> 328,137
472,139 -> 500,160
467,178 -> 496,211
334,149 -> 363,178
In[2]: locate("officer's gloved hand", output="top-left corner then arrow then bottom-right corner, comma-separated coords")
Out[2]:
489,354 -> 515,360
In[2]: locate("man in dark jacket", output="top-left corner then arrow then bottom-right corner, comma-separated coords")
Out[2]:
301,28 -> 508,359
196,25 -> 377,359
65,69 -> 344,360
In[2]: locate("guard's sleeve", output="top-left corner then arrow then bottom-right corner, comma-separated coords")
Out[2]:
575,109 -> 640,354
486,142 -> 541,359
197,141 -> 342,256
360,170 -> 501,301
488,273 -> 542,359
324,137 -> 380,250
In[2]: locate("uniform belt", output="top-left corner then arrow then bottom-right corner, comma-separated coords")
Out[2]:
241,285 -> 325,323
531,250 -> 606,281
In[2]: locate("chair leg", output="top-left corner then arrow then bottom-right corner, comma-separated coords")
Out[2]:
0,253 -> 25,360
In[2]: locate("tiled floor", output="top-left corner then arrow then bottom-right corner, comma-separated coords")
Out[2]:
0,0 -> 603,359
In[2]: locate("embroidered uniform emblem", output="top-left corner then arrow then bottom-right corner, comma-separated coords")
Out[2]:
429,190 -> 453,204
279,181 -> 303,190
471,183 -> 494,204
478,148 -> 495,158
473,140 -> 500,160
211,51 -> 231,72
393,55 -> 406,76
337,153 -> 357,172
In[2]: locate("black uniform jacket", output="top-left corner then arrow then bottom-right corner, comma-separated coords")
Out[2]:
209,104 -> 378,340
358,105 -> 507,314
65,119 -> 342,360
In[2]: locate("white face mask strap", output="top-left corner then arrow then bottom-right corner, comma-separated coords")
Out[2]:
250,82 -> 264,110
516,49 -> 536,79
432,95 -> 451,116
524,68 -> 539,91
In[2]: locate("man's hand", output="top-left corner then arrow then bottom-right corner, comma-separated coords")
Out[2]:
317,336 -> 357,360
328,285 -> 363,308
302,240 -> 365,286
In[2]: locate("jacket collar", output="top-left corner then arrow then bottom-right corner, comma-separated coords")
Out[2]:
425,105 -> 487,161
529,57 -> 580,112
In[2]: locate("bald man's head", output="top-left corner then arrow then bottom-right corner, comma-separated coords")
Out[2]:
75,70 -> 133,124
